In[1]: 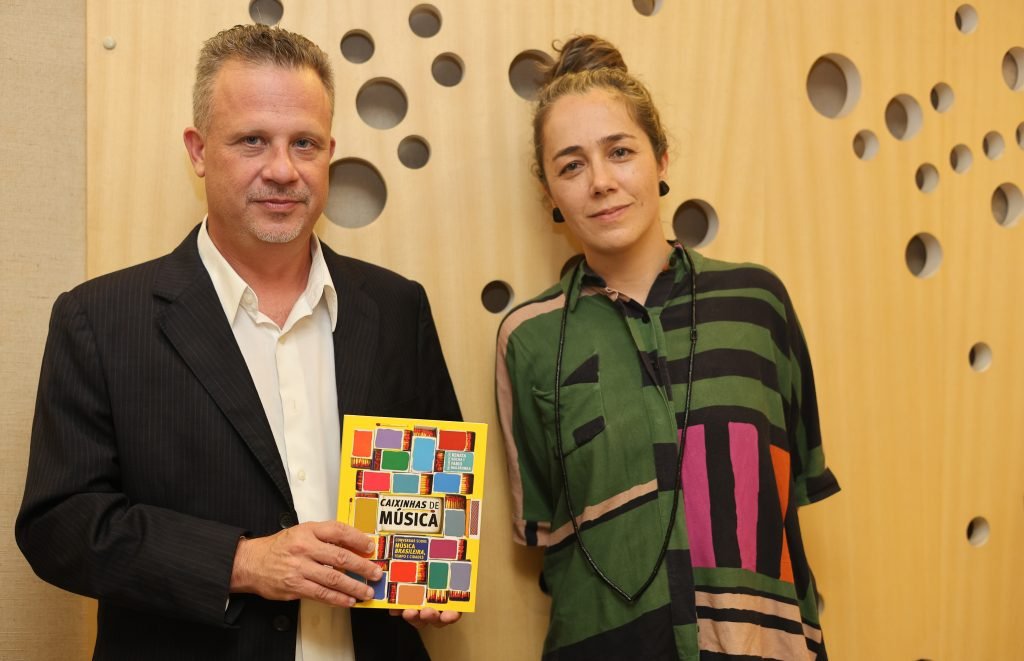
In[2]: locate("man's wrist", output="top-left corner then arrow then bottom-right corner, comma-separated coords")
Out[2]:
229,535 -> 250,594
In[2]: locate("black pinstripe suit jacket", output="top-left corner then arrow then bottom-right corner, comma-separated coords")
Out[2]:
16,226 -> 462,660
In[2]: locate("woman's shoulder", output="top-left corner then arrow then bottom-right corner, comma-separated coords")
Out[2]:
691,251 -> 792,305
496,281 -> 567,355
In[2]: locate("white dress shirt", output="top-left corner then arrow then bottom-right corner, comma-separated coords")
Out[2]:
197,219 -> 354,661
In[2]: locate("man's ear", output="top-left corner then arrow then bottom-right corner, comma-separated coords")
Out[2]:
183,127 -> 207,178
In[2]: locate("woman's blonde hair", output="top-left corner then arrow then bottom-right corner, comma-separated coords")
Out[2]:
532,35 -> 668,183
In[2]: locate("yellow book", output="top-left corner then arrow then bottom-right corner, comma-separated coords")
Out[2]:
337,414 -> 487,612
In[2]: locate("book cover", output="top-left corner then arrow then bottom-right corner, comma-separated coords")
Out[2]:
337,414 -> 487,612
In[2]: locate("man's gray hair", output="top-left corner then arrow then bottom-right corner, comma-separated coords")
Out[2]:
193,24 -> 334,131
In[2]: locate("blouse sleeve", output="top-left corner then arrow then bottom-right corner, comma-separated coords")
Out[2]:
495,322 -> 555,546
784,299 -> 840,506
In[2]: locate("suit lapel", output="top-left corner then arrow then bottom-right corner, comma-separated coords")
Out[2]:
324,248 -> 379,421
152,228 -> 293,506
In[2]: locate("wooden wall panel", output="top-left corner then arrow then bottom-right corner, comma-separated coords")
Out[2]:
768,2 -> 1024,658
0,0 -> 1000,659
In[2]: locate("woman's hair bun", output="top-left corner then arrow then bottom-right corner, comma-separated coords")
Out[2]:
530,33 -> 667,182
546,34 -> 628,82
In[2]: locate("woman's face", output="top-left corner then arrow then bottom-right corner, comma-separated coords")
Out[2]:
541,88 -> 668,260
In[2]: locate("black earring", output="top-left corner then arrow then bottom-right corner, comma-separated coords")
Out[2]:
658,181 -> 670,197
552,208 -> 565,223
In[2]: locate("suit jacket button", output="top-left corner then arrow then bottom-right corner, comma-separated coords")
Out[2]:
279,512 -> 297,528
272,615 -> 292,631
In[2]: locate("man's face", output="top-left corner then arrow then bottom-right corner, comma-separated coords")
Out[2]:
184,60 -> 335,252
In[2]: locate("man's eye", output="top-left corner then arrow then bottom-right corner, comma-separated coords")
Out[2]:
242,136 -> 262,146
295,138 -> 313,149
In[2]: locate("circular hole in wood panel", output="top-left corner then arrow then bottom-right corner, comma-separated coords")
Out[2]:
325,158 -> 387,228
509,50 -> 554,101
983,131 -> 1004,159
853,130 -> 879,160
905,232 -> 942,278
992,183 -> 1024,227
398,136 -> 430,169
969,342 -> 992,372
886,94 -> 924,140
950,144 -> 973,173
967,516 -> 990,546
249,0 -> 283,25
633,0 -> 664,16
672,199 -> 719,248
409,4 -> 442,38
930,82 -> 954,112
340,30 -> 374,64
481,281 -> 514,314
915,164 -> 939,193
1002,47 -> 1024,91
356,79 -> 408,130
806,54 -> 861,118
955,5 -> 978,34
432,52 -> 464,87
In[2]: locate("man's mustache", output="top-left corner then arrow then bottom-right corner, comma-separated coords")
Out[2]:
247,188 -> 310,203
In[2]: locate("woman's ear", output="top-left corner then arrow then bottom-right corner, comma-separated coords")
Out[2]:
657,151 -> 669,181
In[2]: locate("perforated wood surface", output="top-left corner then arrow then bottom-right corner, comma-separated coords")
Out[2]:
7,1 -> 1017,658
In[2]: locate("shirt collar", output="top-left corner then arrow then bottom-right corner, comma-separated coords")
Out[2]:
196,217 -> 338,330
561,242 -> 696,311
306,233 -> 339,329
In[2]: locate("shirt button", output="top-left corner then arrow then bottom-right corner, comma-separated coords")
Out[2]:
272,615 -> 292,631
297,469 -> 307,482
279,512 -> 297,528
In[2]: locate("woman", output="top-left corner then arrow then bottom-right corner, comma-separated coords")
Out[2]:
496,35 -> 839,660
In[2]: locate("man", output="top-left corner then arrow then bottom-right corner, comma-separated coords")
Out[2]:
16,24 -> 460,660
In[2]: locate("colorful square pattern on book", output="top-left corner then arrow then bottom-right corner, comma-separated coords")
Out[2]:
339,415 -> 487,613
